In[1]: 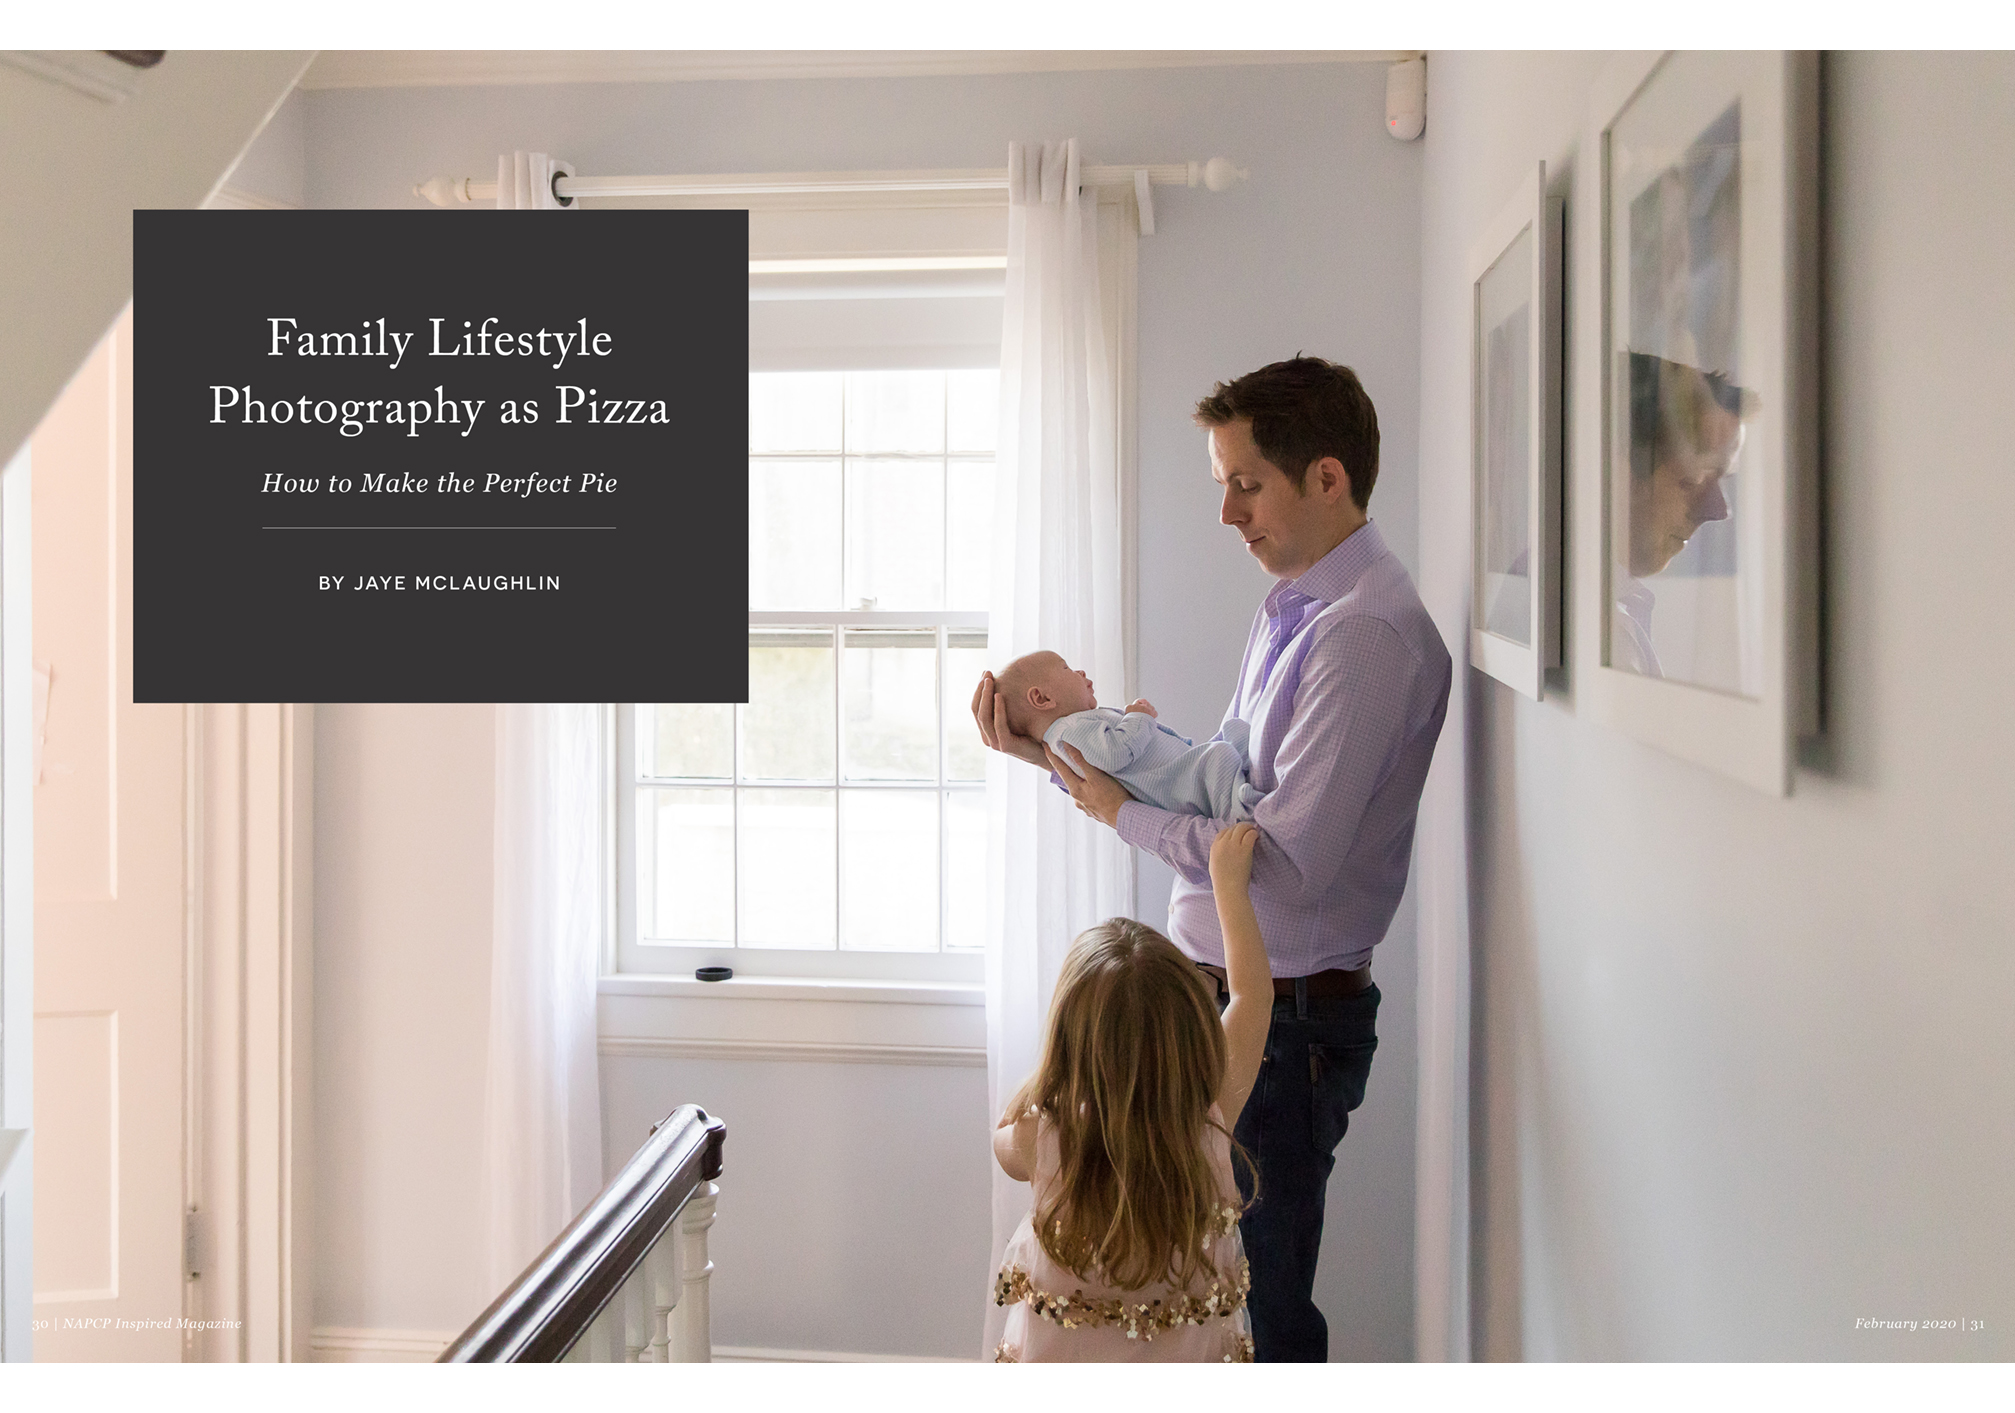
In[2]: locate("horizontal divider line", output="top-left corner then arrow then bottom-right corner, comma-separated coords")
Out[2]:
260,525 -> 619,530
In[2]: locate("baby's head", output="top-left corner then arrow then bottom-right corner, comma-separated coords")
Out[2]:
1026,917 -> 1242,1290
996,651 -> 1097,738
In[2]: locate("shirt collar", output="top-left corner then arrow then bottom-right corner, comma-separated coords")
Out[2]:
1271,519 -> 1387,611
1616,574 -> 1656,619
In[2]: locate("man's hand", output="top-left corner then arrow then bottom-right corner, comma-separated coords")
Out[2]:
971,671 -> 1048,769
1045,740 -> 1134,829
1124,698 -> 1157,718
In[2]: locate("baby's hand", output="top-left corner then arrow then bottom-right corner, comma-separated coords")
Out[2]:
1209,822 -> 1259,891
1125,698 -> 1157,718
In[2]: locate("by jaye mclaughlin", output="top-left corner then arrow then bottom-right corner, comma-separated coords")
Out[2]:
318,573 -> 562,592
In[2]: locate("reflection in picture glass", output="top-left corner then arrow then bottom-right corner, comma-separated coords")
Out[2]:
1610,96 -> 1763,698
1478,225 -> 1532,646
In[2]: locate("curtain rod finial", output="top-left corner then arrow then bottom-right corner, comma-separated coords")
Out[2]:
1192,158 -> 1248,193
413,175 -> 467,208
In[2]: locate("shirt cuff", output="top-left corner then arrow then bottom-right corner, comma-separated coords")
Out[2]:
1115,800 -> 1175,853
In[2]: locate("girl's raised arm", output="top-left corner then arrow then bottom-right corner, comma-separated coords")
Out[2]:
1209,822 -> 1271,1122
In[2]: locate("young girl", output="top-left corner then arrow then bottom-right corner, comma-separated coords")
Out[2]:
991,822 -> 1272,1362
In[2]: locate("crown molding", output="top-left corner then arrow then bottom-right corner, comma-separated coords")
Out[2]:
298,49 -> 1411,91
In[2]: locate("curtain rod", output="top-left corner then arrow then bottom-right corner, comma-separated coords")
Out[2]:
412,159 -> 1248,209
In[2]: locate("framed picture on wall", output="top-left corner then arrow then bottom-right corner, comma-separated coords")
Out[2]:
1468,161 -> 1562,700
1576,51 -> 1819,795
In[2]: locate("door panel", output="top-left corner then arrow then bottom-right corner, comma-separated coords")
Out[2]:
29,1012 -> 115,1299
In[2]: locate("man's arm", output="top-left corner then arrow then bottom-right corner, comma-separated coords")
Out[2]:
1118,616 -> 1422,900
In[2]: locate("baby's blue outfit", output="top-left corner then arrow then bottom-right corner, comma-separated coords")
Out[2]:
1044,709 -> 1264,822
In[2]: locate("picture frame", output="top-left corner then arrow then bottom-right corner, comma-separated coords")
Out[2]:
1574,52 -> 1819,795
1468,161 -> 1562,699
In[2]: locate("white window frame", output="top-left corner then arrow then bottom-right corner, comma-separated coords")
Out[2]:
601,184 -> 1139,1005
614,367 -> 995,986
614,610 -> 988,984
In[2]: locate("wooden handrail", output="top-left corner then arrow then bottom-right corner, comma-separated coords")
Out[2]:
440,1104 -> 726,1362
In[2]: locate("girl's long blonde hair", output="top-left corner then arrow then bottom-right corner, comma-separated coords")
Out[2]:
1007,917 -> 1255,1292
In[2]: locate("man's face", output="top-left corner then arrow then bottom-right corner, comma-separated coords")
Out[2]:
1629,404 -> 1742,578
1211,419 -> 1338,579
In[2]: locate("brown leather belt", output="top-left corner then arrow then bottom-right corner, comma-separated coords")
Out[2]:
1197,962 -> 1372,999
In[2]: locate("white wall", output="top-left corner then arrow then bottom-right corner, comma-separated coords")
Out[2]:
1417,52 -> 2015,1359
313,704 -> 495,1337
222,88 -> 306,207
300,59 -> 1422,1358
599,1053 -> 993,1359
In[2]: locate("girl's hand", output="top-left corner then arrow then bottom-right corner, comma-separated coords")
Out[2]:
1209,822 -> 1259,891
1124,698 -> 1157,718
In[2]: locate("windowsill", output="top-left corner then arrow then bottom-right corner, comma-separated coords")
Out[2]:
596,972 -> 988,1065
598,973 -> 983,1006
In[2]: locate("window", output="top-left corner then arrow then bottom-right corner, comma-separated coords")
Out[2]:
618,368 -> 997,983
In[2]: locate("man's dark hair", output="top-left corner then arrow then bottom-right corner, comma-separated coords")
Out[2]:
1626,351 -> 1758,479
1192,355 -> 1380,508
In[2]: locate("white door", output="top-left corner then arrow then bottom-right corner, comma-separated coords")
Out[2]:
0,49 -> 314,1361
31,310 -> 190,1361
1,434 -> 33,1359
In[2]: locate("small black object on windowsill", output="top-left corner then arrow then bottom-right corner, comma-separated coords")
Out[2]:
695,966 -> 733,983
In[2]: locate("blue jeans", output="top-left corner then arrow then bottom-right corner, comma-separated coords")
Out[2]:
1218,978 -> 1380,1362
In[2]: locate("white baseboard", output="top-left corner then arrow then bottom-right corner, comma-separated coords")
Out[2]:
310,1327 -> 970,1363
713,1345 -> 969,1363
310,1327 -> 456,1362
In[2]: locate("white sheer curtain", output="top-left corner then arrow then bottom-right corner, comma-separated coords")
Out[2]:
482,704 -> 607,1292
478,150 -> 605,1295
982,138 -> 1133,1356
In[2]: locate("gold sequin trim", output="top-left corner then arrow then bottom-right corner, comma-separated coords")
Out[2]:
995,1341 -> 1018,1363
992,1258 -> 1251,1342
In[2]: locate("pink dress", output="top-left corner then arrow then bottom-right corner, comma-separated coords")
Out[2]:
993,1105 -> 1253,1363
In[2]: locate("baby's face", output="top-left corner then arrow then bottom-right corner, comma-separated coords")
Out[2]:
1035,654 -> 1098,716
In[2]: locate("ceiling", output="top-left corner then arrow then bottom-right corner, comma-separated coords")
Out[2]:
297,50 -> 1411,90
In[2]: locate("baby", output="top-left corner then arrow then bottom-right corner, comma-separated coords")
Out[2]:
995,650 -> 1261,823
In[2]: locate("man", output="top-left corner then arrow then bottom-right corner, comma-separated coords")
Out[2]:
973,356 -> 1451,1361
1613,351 -> 1754,679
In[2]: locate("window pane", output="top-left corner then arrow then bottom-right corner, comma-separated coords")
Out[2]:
845,370 -> 945,454
738,788 -> 836,950
845,457 -> 943,610
751,372 -> 842,453
842,628 -> 937,781
945,457 -> 994,611
945,789 -> 986,952
750,458 -> 841,610
742,627 -> 835,782
640,787 -> 734,943
944,632 -> 989,783
946,369 -> 999,453
841,790 -> 938,952
642,702 -> 732,779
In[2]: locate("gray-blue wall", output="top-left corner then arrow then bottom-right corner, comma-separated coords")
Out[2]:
287,59 -> 1423,1359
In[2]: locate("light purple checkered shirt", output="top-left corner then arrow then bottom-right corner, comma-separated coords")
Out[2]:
1117,520 -> 1452,976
